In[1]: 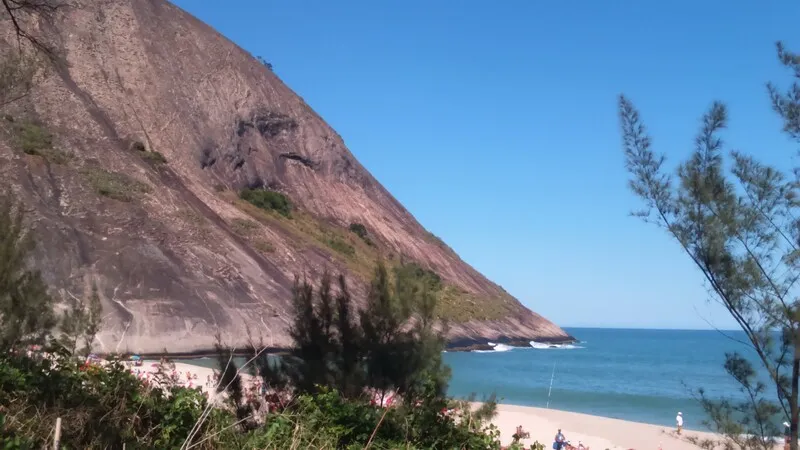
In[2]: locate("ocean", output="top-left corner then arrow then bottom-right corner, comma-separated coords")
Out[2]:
185,328 -> 767,430
445,328 -> 765,430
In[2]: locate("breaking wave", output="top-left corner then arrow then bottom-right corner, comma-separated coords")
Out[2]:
474,342 -> 514,353
529,341 -> 585,350
470,341 -> 585,353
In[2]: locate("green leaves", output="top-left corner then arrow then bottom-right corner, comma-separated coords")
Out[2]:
58,284 -> 102,356
620,42 -> 800,450
239,189 -> 292,218
0,354 -> 212,449
0,192 -> 55,352
268,263 -> 453,411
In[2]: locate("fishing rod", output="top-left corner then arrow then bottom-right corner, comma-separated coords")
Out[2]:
546,362 -> 556,409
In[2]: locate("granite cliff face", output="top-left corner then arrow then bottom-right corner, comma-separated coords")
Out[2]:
0,0 -> 572,353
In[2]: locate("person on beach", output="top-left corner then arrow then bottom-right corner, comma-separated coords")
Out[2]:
676,412 -> 683,435
554,428 -> 566,450
512,425 -> 530,444
784,421 -> 791,450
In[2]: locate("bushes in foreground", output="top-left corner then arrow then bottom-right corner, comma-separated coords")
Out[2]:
204,263 -> 500,448
247,386 -> 500,449
0,353 -> 499,449
0,354 -> 216,449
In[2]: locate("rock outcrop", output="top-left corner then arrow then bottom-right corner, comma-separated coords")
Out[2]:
0,0 -> 572,353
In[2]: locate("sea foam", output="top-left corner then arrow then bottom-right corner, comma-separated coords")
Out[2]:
474,342 -> 513,353
529,341 -> 585,349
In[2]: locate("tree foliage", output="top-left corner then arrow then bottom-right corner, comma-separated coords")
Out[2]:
239,188 -> 292,218
1,0 -> 63,53
0,191 -> 103,357
209,264 -> 498,449
0,49 -> 39,108
0,192 -> 55,351
255,55 -> 273,71
0,0 -> 64,109
58,284 -> 102,356
619,42 -> 800,450
261,261 -> 452,405
0,354 -> 223,449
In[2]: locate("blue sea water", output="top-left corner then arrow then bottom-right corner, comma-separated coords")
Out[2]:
185,328 -> 768,430
445,328 -> 764,430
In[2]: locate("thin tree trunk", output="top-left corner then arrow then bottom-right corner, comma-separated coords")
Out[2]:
53,417 -> 62,450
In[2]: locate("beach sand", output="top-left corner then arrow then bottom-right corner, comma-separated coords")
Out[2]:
128,360 -> 246,404
488,403 -> 722,450
131,360 -> 722,450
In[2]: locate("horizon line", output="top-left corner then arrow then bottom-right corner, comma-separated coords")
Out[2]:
562,325 -> 742,332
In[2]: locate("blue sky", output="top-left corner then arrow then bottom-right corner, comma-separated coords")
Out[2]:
172,0 -> 800,330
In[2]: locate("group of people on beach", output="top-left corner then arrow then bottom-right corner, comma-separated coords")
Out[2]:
509,426 -> 587,450
554,428 -> 588,450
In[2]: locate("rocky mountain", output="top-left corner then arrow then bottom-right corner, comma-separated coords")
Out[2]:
0,0 -> 572,353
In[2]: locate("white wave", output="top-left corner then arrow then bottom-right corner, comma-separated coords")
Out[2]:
529,341 -> 585,350
473,342 -> 513,353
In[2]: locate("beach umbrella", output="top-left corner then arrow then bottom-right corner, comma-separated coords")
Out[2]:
130,354 -> 141,361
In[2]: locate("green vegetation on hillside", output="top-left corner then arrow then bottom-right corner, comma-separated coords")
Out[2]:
233,190 -> 512,323
240,188 -> 292,217
425,231 -> 454,253
252,238 -> 275,254
239,192 -> 512,327
230,217 -> 259,236
394,261 -> 442,292
349,222 -> 368,238
4,119 -> 71,164
82,167 -> 150,202
129,139 -> 168,165
233,196 -> 376,276
141,150 -> 167,165
129,140 -> 146,152
324,234 -> 355,256
15,120 -> 51,155
348,222 -> 374,246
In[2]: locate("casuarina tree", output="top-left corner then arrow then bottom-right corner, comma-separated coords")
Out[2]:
270,263 -> 450,404
0,192 -> 56,351
618,42 -> 800,450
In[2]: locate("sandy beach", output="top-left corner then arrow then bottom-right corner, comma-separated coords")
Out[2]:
128,360 -> 723,450
127,360 -> 246,404
488,403 -> 722,450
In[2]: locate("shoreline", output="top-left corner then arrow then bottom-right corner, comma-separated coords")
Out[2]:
486,403 -> 724,450
131,360 -> 724,450
481,400 -> 708,433
95,335 -> 578,359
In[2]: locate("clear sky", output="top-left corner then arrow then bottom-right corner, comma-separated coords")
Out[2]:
172,0 -> 800,330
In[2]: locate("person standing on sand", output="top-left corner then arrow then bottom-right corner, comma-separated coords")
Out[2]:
554,429 -> 566,450
676,412 -> 683,435
784,421 -> 791,450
